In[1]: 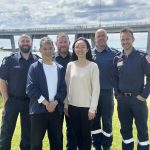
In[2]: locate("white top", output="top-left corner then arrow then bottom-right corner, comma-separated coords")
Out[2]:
64,61 -> 100,113
38,62 -> 58,103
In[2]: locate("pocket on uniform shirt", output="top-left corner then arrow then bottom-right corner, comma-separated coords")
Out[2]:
10,67 -> 22,75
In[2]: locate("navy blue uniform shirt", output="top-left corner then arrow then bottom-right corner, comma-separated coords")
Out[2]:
93,46 -> 119,90
54,51 -> 72,71
0,52 -> 39,99
114,48 -> 150,99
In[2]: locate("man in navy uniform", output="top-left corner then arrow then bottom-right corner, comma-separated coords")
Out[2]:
0,34 -> 39,150
91,29 -> 119,150
55,32 -> 77,150
114,27 -> 150,150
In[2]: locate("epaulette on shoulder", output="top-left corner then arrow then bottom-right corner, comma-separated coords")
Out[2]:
7,52 -> 21,59
110,47 -> 121,55
136,49 -> 146,56
2,52 -> 19,64
33,54 -> 41,59
56,62 -> 63,68
10,52 -> 18,56
3,52 -> 17,60
1,55 -> 11,65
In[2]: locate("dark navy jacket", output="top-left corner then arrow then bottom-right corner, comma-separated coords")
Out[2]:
114,48 -> 150,99
93,46 -> 119,90
26,59 -> 67,115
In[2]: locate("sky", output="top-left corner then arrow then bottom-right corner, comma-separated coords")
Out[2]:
0,0 -> 150,29
0,0 -> 149,51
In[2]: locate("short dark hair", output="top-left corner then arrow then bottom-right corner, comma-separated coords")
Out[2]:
40,37 -> 54,48
19,34 -> 32,42
72,37 -> 93,61
120,27 -> 134,38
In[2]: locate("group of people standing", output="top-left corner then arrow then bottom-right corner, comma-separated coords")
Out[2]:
0,27 -> 149,150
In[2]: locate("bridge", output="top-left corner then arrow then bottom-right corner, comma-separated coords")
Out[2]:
0,21 -> 150,52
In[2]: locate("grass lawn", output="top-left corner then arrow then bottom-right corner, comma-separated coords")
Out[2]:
0,98 -> 149,150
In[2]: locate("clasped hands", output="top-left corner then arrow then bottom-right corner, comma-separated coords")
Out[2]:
43,100 -> 58,112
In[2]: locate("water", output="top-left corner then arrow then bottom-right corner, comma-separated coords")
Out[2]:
0,32 -> 148,64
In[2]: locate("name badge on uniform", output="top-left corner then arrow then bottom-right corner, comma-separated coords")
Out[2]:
145,55 -> 150,63
13,66 -> 21,69
117,61 -> 123,67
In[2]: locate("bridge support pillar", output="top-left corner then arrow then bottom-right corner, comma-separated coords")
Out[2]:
75,33 -> 95,48
147,31 -> 150,54
10,35 -> 15,52
89,34 -> 95,48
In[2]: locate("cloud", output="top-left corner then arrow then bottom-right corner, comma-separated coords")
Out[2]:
0,0 -> 149,29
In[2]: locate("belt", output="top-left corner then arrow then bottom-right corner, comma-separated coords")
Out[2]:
121,92 -> 138,97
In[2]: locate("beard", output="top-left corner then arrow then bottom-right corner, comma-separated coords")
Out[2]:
19,45 -> 31,53
59,47 -> 69,54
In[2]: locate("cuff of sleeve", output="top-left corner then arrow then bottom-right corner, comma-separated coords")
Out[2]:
64,97 -> 68,108
64,103 -> 68,109
38,95 -> 45,103
89,108 -> 96,114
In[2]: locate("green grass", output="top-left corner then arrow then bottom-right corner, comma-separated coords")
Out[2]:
0,98 -> 150,150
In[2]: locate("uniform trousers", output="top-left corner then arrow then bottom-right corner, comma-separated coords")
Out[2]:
117,94 -> 149,150
91,89 -> 114,150
0,96 -> 31,150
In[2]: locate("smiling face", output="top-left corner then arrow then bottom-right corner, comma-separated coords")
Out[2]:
74,40 -> 88,59
95,29 -> 108,49
120,31 -> 134,51
18,35 -> 32,53
40,43 -> 54,58
39,37 -> 55,59
55,35 -> 70,55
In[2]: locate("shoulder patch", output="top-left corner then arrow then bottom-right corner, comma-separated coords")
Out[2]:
1,56 -> 10,65
91,50 -> 96,60
2,58 -> 7,65
34,54 -> 41,59
145,55 -> 150,63
110,47 -> 121,55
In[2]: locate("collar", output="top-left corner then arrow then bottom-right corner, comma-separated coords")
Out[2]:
18,51 -> 34,60
55,51 -> 71,59
95,46 -> 110,53
122,47 -> 136,57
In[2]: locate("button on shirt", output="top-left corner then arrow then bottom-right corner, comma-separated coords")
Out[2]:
114,48 -> 150,99
93,47 -> 118,90
0,52 -> 38,99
